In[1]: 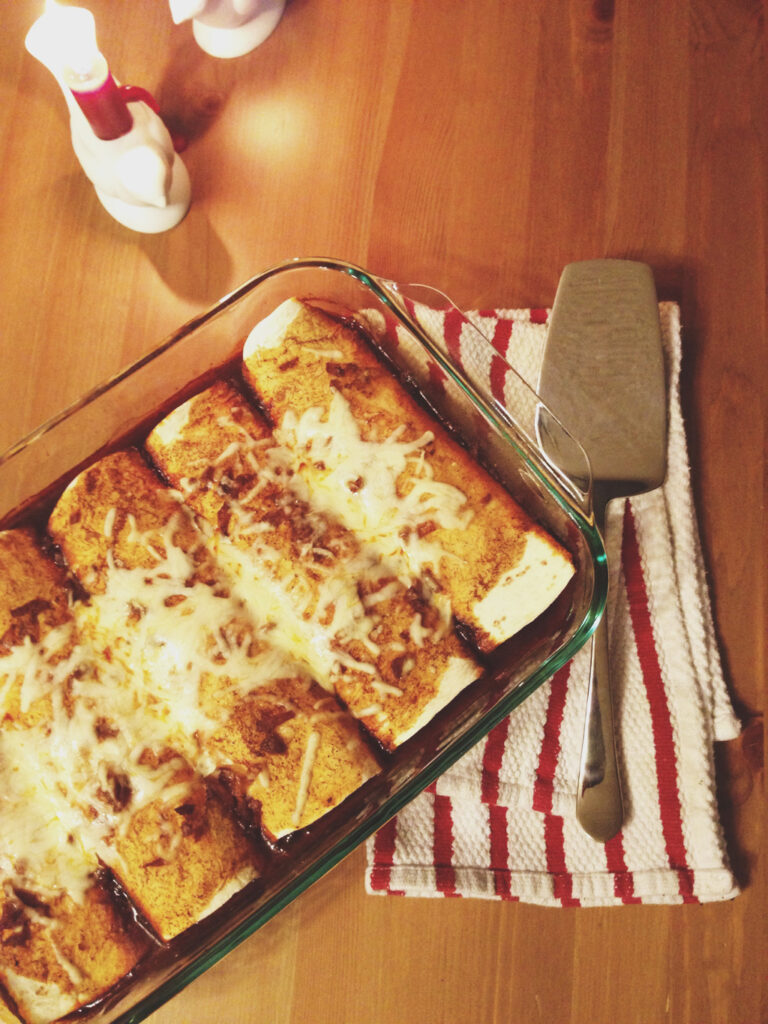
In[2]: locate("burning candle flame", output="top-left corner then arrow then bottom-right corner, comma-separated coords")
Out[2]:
26,1 -> 104,87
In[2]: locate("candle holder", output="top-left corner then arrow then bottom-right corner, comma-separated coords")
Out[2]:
169,0 -> 286,59
26,3 -> 191,234
69,95 -> 192,234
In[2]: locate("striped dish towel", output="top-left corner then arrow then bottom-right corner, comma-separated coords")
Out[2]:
364,301 -> 741,907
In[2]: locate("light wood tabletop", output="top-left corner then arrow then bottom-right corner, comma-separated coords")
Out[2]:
0,2 -> 765,1023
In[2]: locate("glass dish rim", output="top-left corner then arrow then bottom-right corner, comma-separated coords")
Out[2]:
0,256 -> 608,1024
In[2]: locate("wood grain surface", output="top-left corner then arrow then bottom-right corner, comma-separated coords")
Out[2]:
0,2 -> 765,1022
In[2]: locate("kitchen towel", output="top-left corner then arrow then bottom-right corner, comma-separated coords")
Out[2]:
365,301 -> 741,907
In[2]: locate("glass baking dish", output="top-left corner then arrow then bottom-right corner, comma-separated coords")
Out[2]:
0,257 -> 606,1024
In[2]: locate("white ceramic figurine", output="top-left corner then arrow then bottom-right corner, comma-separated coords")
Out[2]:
26,2 -> 191,233
67,100 -> 192,234
170,0 -> 287,58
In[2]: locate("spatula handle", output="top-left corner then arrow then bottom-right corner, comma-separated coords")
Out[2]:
575,613 -> 624,842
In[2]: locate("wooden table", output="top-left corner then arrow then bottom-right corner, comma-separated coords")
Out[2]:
1,2 -> 764,1022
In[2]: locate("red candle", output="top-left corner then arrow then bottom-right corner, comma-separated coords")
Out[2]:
69,68 -> 133,141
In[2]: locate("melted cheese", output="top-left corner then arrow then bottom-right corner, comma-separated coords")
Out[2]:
244,301 -> 471,575
149,401 -> 453,693
0,624 -> 77,715
147,393 -> 485,753
41,476 -> 377,875
72,506 -> 347,827
277,392 -> 473,574
1,624 -> 199,886
243,302 -> 575,653
0,533 -> 216,902
0,728 -> 97,906
209,536 -> 352,685
292,729 -> 320,829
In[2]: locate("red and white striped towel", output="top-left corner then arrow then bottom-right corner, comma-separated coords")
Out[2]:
365,302 -> 741,907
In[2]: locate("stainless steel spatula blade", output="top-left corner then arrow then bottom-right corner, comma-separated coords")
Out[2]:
538,259 -> 667,841
540,261 -> 666,494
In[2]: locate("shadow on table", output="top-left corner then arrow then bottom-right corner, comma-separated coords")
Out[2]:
154,34 -> 240,150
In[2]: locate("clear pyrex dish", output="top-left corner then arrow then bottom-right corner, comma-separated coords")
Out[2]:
0,257 -> 607,1023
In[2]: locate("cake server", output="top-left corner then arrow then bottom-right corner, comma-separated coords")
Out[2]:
537,259 -> 667,841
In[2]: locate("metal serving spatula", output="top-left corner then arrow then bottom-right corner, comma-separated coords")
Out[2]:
538,260 -> 667,842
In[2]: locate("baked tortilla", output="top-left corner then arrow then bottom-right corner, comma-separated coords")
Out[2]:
146,383 -> 482,750
43,478 -> 263,942
242,299 -> 575,653
48,450 -> 378,840
0,529 -> 149,1024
